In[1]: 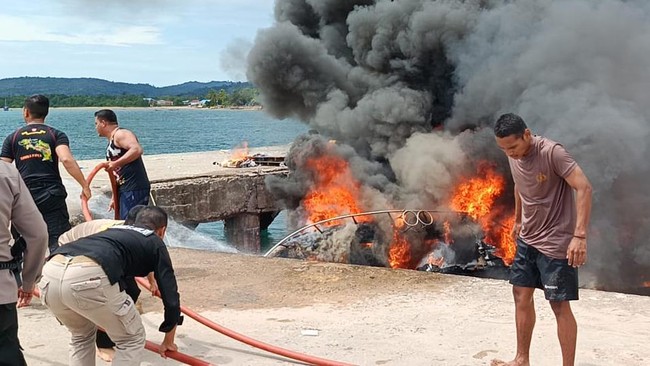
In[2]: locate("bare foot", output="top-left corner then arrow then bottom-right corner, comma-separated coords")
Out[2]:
97,347 -> 115,362
491,358 -> 530,366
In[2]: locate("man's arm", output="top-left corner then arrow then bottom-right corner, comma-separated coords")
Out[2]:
511,184 -> 522,240
153,245 -> 181,352
10,170 -> 48,307
158,326 -> 178,358
146,272 -> 159,296
564,165 -> 592,266
1,133 -> 15,163
108,129 -> 143,170
55,145 -> 91,199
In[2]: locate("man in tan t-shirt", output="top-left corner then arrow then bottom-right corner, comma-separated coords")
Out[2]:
492,113 -> 592,366
57,219 -> 123,246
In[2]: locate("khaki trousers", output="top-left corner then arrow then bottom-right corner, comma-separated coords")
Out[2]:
38,258 -> 145,366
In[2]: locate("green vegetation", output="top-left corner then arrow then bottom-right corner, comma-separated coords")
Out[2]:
206,88 -> 260,107
0,77 -> 261,108
0,77 -> 249,97
2,88 -> 260,108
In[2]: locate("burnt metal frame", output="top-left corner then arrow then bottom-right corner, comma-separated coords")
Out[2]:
263,209 -> 465,257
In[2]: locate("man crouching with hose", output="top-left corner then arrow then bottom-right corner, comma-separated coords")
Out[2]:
38,206 -> 182,365
57,205 -> 159,362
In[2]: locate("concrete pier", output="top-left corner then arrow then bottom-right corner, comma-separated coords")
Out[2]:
63,145 -> 290,252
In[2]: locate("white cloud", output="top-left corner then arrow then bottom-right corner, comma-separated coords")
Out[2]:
0,14 -> 162,46
0,0 -> 276,85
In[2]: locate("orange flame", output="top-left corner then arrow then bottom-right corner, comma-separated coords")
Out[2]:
231,141 -> 249,160
494,216 -> 516,265
643,281 -> 650,288
389,229 -> 411,269
303,155 -> 370,226
221,141 -> 251,167
388,215 -> 412,268
450,162 -> 516,265
443,220 -> 454,244
426,253 -> 445,267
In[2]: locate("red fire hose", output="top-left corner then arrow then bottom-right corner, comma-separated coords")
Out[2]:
144,340 -> 213,366
83,163 -> 356,366
80,162 -> 120,221
136,277 -> 355,366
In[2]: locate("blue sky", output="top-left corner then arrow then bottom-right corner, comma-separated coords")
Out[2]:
0,0 -> 275,86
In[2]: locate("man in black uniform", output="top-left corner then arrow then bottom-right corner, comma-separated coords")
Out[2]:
94,109 -> 150,219
1,94 -> 91,253
38,206 -> 181,365
57,205 -> 155,362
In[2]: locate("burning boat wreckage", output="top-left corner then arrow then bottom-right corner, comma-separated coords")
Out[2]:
265,209 -> 510,280
263,136 -> 516,281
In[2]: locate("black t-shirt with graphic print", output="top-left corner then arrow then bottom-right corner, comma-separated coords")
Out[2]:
0,124 -> 68,190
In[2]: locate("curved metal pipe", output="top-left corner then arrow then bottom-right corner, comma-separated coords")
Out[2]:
264,209 -> 463,257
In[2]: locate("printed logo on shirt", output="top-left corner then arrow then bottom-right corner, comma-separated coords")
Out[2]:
18,138 -> 53,161
111,225 -> 154,236
536,172 -> 548,183
21,129 -> 47,136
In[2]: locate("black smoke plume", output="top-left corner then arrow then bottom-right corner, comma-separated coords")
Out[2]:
249,0 -> 650,292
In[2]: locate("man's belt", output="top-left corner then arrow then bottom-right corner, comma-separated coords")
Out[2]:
49,254 -> 98,265
0,260 -> 19,270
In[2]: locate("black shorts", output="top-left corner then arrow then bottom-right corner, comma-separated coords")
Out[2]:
509,238 -> 579,301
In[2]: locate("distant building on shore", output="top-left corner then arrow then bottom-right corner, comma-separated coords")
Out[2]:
187,99 -> 211,108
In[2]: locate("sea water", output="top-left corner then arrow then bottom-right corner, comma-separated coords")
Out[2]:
0,107 -> 309,252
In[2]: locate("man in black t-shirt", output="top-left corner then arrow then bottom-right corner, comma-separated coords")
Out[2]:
39,206 -> 181,364
0,95 -> 91,252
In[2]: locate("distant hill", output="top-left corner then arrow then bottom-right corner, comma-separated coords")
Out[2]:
0,77 -> 251,97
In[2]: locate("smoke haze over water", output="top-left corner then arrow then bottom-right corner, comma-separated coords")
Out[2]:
248,0 -> 650,290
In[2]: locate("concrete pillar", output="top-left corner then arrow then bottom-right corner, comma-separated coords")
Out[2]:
224,213 -> 261,253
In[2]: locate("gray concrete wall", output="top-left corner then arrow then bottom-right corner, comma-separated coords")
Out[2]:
151,169 -> 286,224
63,146 -> 291,252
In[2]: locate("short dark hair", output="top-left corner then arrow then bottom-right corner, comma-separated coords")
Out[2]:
124,205 -> 147,225
133,206 -> 168,231
24,94 -> 49,119
94,109 -> 118,125
494,113 -> 528,138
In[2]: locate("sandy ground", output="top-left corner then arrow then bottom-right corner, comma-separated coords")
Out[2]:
18,249 -> 650,366
40,153 -> 649,364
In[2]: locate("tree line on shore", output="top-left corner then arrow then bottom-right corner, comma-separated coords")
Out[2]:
2,88 -> 260,108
